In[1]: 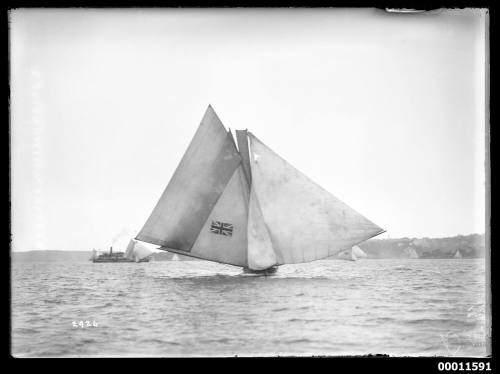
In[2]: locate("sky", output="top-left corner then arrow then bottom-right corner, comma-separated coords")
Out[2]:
10,8 -> 487,251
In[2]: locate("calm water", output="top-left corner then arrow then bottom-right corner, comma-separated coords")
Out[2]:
11,259 -> 487,357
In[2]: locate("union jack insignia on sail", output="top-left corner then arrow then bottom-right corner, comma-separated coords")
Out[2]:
210,221 -> 233,236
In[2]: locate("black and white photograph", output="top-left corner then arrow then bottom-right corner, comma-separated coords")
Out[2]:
10,8 -> 489,358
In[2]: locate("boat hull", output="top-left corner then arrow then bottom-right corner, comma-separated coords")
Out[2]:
91,257 -> 150,263
242,266 -> 278,275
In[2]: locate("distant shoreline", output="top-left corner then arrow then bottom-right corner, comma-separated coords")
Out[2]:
12,233 -> 485,261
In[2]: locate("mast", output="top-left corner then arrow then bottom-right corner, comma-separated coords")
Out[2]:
235,129 -> 252,187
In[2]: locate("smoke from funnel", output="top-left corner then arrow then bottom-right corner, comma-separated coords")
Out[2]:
112,227 -> 137,247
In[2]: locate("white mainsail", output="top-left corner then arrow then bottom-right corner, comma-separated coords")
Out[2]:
247,133 -> 385,266
136,106 -> 385,271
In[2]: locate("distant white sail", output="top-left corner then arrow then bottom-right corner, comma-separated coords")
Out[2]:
247,133 -> 385,266
454,250 -> 462,258
172,254 -> 180,261
125,239 -> 153,261
125,240 -> 134,259
133,241 -> 153,260
352,245 -> 368,258
405,247 -> 419,259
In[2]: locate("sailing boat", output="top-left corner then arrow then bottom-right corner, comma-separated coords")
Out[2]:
454,249 -> 462,259
336,245 -> 367,261
352,245 -> 368,259
407,247 -> 419,259
135,105 -> 385,274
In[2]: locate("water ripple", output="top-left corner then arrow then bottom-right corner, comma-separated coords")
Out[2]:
11,259 -> 486,357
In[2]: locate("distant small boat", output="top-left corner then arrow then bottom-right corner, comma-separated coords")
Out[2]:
454,250 -> 462,259
406,247 -> 419,259
335,246 -> 367,261
91,247 -> 143,263
171,254 -> 180,261
352,245 -> 368,259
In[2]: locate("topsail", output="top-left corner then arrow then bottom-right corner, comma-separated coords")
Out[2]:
136,106 -> 385,270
